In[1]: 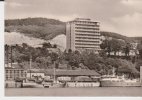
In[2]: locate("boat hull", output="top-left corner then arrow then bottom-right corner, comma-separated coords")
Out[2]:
23,83 -> 44,88
100,81 -> 142,87
66,82 -> 100,87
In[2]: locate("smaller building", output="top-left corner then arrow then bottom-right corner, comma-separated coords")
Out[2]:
27,69 -> 45,79
5,67 -> 27,81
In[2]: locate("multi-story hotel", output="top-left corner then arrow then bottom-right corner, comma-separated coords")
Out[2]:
66,18 -> 101,52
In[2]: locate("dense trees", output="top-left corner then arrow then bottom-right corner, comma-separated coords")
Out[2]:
5,42 -> 59,69
100,39 -> 111,56
100,38 -> 131,58
137,41 -> 142,59
5,40 -> 140,77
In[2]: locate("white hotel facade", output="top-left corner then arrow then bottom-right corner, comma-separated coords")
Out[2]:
66,18 -> 101,51
66,18 -> 101,52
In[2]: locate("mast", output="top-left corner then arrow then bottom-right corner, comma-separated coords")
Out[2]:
140,66 -> 142,83
53,61 -> 56,83
29,55 -> 32,79
112,67 -> 115,76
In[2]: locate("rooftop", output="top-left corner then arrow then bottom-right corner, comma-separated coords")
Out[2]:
27,69 -> 100,76
68,18 -> 100,24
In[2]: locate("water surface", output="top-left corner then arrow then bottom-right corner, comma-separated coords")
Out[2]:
5,87 -> 142,96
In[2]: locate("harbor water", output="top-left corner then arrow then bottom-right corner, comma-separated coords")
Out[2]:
5,87 -> 142,96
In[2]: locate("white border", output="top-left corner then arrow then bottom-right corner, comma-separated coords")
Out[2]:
0,0 -> 142,100
0,1 -> 4,99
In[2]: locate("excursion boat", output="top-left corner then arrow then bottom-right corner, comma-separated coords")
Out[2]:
100,68 -> 141,87
65,76 -> 100,87
100,75 -> 141,87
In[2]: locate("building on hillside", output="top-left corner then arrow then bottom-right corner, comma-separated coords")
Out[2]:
5,67 -> 27,81
5,62 -> 19,68
131,42 -> 138,50
47,48 -> 61,54
66,18 -> 101,53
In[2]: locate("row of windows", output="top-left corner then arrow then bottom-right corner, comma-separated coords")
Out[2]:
75,40 -> 100,43
6,74 -> 25,77
75,24 -> 99,27
75,30 -> 100,33
6,72 -> 25,74
75,46 -> 99,49
75,33 -> 100,37
6,70 -> 25,73
75,43 -> 100,46
75,27 -> 99,30
76,32 -> 100,35
75,37 -> 100,40
74,21 -> 99,24
6,71 -> 24,73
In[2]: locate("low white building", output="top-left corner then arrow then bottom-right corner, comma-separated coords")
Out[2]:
27,69 -> 45,78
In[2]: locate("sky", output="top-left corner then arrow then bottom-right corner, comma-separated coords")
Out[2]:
5,0 -> 142,37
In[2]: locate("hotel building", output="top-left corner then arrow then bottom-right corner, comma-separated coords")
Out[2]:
66,18 -> 101,52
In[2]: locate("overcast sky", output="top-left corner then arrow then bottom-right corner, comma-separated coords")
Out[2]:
5,0 -> 142,37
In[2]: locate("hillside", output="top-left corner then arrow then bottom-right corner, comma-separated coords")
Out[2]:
130,37 -> 142,43
5,17 -> 66,40
5,32 -> 66,51
5,17 -> 142,43
100,31 -> 135,43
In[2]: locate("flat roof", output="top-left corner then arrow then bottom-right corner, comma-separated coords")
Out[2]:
27,69 -> 100,76
68,18 -> 100,23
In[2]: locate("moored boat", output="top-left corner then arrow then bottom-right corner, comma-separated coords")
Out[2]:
100,75 -> 141,87
23,82 -> 44,88
100,67 -> 142,87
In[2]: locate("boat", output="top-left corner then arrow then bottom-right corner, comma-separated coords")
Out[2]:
43,65 -> 65,88
100,68 -> 142,87
23,82 -> 44,88
42,80 -> 65,88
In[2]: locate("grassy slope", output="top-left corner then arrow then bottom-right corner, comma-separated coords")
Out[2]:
5,18 -> 66,40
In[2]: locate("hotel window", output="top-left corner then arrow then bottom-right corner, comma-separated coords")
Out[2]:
6,70 -> 8,74
6,76 -> 8,80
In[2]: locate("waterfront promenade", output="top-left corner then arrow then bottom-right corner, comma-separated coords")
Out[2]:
5,87 -> 142,96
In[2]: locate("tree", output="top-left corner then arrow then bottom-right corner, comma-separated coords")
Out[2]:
35,56 -> 52,69
100,39 -> 125,57
100,39 -> 112,56
111,39 -> 124,56
22,43 -> 28,49
53,44 -> 57,48
5,44 -> 10,65
124,43 -> 131,57
42,42 -> 52,48
99,50 -> 107,58
50,52 -> 59,63
137,41 -> 142,59
135,60 -> 142,71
